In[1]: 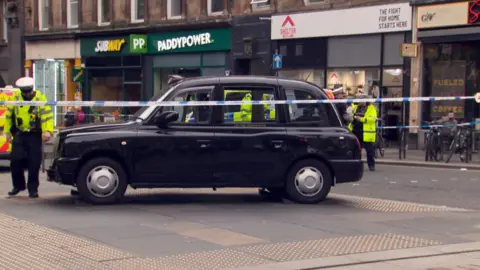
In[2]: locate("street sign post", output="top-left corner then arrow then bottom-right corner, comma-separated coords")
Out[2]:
273,54 -> 282,69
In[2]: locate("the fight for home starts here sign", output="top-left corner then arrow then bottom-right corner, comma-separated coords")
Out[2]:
271,3 -> 412,40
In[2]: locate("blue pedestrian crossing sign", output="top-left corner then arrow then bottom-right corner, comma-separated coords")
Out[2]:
273,54 -> 282,69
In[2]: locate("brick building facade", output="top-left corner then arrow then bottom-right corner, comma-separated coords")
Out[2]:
22,0 -> 410,126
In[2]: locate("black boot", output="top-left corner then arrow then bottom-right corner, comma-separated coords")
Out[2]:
28,192 -> 39,199
8,188 -> 24,196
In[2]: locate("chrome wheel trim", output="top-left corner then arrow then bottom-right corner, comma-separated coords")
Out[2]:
294,166 -> 324,197
86,166 -> 119,198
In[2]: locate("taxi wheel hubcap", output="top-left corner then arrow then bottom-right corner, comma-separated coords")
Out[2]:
294,166 -> 323,197
86,166 -> 119,198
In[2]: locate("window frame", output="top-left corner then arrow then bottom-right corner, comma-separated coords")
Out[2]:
217,83 -> 283,125
208,0 -> 225,15
130,0 -> 145,23
167,0 -> 183,19
38,0 -> 49,31
98,0 -> 111,26
145,86 -> 217,126
2,1 -> 7,42
66,0 -> 79,28
251,0 -> 271,11
284,87 -> 341,127
304,0 -> 325,5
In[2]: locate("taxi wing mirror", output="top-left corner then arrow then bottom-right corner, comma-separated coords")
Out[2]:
154,111 -> 179,127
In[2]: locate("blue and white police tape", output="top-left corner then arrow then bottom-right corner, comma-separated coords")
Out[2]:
0,95 -> 475,107
378,121 -> 480,130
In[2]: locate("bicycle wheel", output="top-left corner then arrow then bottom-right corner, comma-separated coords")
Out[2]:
378,137 -> 385,157
445,138 -> 457,163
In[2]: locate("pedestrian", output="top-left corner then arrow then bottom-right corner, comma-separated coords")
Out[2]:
64,106 -> 75,127
4,77 -> 54,198
352,93 -> 377,171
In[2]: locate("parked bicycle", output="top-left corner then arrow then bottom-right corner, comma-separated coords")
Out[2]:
423,121 -> 443,162
374,119 -> 385,158
445,124 -> 473,163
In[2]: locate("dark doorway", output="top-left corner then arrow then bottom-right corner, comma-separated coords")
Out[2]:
235,59 -> 250,75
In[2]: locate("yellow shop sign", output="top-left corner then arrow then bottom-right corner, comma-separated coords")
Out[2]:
94,39 -> 126,53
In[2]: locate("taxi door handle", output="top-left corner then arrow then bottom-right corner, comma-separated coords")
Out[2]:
271,140 -> 284,149
197,140 -> 212,148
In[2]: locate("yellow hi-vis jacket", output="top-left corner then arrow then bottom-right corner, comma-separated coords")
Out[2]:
349,104 -> 377,143
347,104 -> 358,132
4,90 -> 54,135
234,93 -> 252,122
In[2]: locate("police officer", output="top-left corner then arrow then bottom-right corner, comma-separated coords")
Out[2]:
4,77 -> 54,198
351,94 -> 378,171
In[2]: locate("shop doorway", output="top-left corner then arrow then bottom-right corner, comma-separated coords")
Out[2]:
235,59 -> 250,75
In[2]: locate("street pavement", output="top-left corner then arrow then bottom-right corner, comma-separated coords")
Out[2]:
1,165 -> 480,269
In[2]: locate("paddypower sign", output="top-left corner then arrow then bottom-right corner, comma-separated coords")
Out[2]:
80,29 -> 231,57
148,28 -> 231,54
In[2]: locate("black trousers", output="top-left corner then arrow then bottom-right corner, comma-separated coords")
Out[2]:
10,133 -> 42,193
362,142 -> 375,169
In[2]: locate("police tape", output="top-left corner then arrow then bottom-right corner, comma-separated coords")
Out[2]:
0,95 -> 475,107
378,121 -> 479,130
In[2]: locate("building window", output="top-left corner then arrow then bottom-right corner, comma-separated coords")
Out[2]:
208,0 -> 225,15
295,44 -> 303,56
131,0 -> 145,23
67,0 -> 79,28
251,0 -> 270,11
38,0 -> 50,30
98,0 -> 111,25
304,0 -> 324,5
1,0 -> 7,42
279,45 -> 287,56
167,0 -> 183,19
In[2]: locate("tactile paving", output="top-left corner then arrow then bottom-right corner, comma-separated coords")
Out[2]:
329,194 -> 469,212
237,233 -> 441,262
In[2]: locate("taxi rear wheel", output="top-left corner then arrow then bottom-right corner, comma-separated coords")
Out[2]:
285,159 -> 332,204
76,157 -> 128,204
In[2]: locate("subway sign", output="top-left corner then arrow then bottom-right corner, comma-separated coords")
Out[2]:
94,39 -> 126,53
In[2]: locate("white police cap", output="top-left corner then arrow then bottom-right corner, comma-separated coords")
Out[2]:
15,77 -> 34,88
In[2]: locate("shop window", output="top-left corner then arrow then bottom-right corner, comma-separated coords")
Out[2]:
167,0 -> 183,18
208,0 -> 225,15
161,89 -> 213,124
98,0 -> 111,25
122,55 -> 142,67
222,87 -> 276,123
38,0 -> 50,30
251,0 -> 270,11
124,69 -> 142,82
327,68 -> 380,98
279,45 -> 287,56
67,0 -> 79,28
285,89 -> 330,126
131,0 -> 145,22
85,56 -> 121,67
295,44 -> 303,56
278,69 -> 324,88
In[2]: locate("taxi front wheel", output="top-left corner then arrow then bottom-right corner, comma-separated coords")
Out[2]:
76,157 -> 128,204
285,159 -> 332,204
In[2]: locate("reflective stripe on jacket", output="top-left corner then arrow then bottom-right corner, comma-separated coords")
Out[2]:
4,90 -> 54,135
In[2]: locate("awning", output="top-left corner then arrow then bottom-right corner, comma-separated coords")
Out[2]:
417,26 -> 480,43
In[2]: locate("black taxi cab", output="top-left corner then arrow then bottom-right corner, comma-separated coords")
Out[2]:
47,76 -> 363,204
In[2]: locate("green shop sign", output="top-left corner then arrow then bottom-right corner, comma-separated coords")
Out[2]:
81,35 -> 147,56
148,28 -> 231,54
80,28 -> 231,57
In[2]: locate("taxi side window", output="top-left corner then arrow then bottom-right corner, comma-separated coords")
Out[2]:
161,89 -> 212,124
223,87 -> 276,123
286,89 -> 330,126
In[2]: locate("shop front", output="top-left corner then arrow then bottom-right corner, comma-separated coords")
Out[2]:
414,1 -> 480,123
271,3 -> 412,141
79,28 -> 231,122
80,35 -> 143,122
145,28 -> 232,96
26,39 -> 81,127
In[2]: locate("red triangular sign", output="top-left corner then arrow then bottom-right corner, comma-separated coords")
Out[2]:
282,16 -> 295,27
